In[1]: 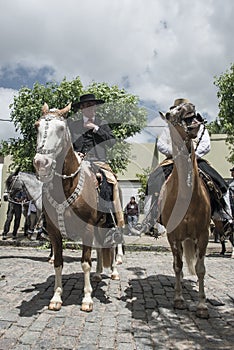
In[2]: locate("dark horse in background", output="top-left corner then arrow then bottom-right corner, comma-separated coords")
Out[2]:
33,103 -> 123,311
4,169 -> 43,230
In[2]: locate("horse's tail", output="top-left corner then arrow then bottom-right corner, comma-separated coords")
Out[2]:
102,247 -> 114,268
182,239 -> 196,275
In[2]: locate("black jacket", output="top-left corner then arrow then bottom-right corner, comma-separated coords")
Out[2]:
67,117 -> 116,161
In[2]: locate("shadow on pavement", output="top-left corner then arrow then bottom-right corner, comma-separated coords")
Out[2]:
16,272 -> 111,317
120,269 -> 233,349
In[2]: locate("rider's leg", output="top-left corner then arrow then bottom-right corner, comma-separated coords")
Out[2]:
140,163 -> 173,234
222,190 -> 233,222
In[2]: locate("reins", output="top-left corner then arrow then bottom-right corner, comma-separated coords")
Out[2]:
36,114 -> 80,180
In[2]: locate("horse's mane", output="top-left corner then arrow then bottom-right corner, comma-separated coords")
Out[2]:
5,168 -> 20,187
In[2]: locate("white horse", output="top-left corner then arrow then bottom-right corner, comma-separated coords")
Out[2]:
33,103 -> 123,311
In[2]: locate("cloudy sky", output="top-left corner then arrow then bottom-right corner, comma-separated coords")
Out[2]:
0,0 -> 234,142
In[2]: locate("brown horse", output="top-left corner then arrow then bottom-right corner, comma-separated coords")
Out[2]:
34,103 -> 120,312
159,103 -> 211,318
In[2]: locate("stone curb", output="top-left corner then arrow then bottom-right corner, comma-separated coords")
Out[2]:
0,238 -> 223,254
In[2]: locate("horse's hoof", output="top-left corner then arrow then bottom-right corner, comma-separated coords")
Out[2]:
196,308 -> 209,319
81,303 -> 93,312
92,273 -> 102,282
174,300 -> 187,310
48,257 -> 54,264
111,274 -> 120,280
116,258 -> 123,265
48,301 -> 62,311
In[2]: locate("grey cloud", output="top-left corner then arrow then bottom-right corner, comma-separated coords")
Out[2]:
0,0 -> 233,133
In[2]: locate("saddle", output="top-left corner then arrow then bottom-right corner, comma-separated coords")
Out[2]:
87,161 -> 124,228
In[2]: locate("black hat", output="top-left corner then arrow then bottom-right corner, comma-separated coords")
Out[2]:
72,93 -> 104,110
230,167 -> 234,172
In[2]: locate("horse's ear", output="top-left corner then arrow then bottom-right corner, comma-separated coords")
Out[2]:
58,103 -> 72,118
14,167 -> 20,176
159,111 -> 171,122
42,103 -> 49,115
159,111 -> 166,120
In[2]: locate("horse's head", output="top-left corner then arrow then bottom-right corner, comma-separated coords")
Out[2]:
5,169 -> 23,200
34,103 -> 72,182
160,102 -> 202,141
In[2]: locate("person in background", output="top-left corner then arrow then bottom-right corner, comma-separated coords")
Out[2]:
2,190 -> 27,240
125,196 -> 139,235
27,200 -> 38,238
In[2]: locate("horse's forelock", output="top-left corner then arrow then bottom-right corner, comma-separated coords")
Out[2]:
170,103 -> 196,123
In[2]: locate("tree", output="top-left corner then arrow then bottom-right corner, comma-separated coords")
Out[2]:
206,119 -> 226,135
0,78 -> 147,173
136,167 -> 151,202
214,63 -> 234,163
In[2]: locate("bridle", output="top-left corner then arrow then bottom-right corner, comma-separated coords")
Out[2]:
168,103 -> 206,187
36,114 -> 64,155
36,114 -> 81,179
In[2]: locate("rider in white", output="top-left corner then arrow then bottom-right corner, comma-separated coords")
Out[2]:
142,98 -> 233,236
158,120 -> 232,219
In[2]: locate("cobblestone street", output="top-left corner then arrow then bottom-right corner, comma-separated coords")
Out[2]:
0,246 -> 233,350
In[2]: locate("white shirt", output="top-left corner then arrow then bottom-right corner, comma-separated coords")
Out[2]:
157,124 -> 211,158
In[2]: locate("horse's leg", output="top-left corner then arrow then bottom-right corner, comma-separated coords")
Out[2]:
48,229 -> 63,311
110,247 -> 120,280
48,243 -> 54,264
229,233 -> 234,258
220,240 -> 226,255
171,240 -> 186,309
81,245 -> 93,312
92,248 -> 103,282
116,243 -> 124,265
195,254 -> 209,318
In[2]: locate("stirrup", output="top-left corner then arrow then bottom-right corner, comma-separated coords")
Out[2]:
103,227 -> 124,247
130,222 -> 151,236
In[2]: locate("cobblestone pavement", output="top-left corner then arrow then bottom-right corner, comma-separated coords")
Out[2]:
0,246 -> 233,350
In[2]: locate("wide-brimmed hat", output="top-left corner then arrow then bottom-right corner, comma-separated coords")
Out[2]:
72,93 -> 104,110
230,167 -> 234,172
170,98 -> 190,109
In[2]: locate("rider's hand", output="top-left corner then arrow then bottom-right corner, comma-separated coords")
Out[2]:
84,120 -> 96,129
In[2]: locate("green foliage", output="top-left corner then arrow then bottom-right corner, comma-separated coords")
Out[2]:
136,167 -> 151,201
0,78 -> 147,173
214,63 -> 234,163
206,119 -> 227,135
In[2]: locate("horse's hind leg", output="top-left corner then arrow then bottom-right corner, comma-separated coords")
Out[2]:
229,234 -> 234,258
92,248 -> 103,282
116,243 -> 124,265
111,247 -> 120,280
220,240 -> 226,255
81,245 -> 93,312
195,255 -> 209,319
